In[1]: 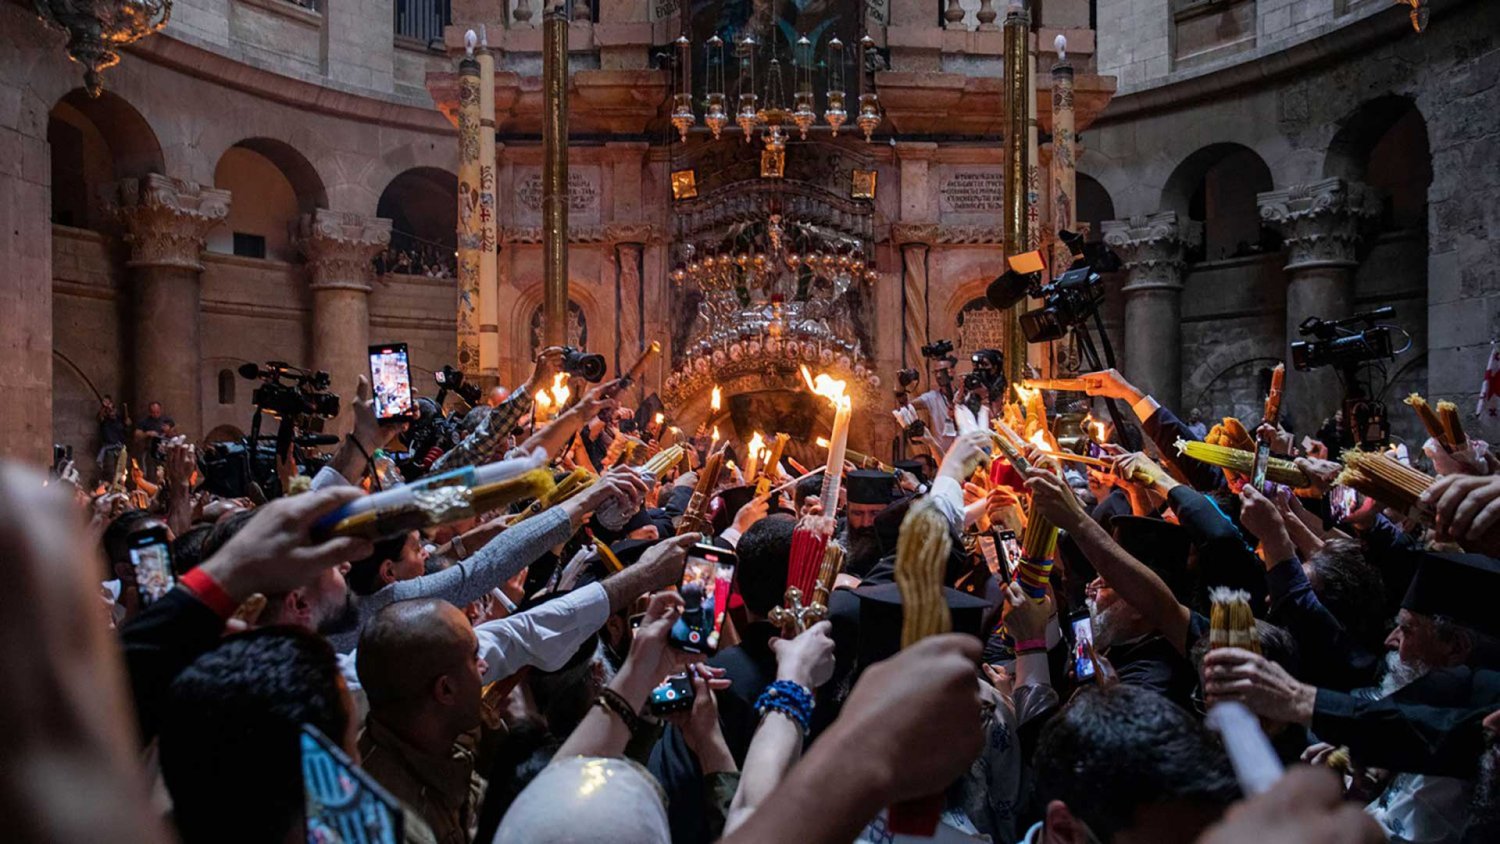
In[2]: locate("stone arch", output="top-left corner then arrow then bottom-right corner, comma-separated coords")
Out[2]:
1324,95 -> 1431,232
509,282 -> 607,374
376,167 -> 457,276
47,88 -> 164,230
1076,173 -> 1116,243
211,139 -> 327,261
1160,142 -> 1276,263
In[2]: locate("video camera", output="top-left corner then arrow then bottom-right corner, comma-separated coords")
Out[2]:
1291,308 -> 1396,371
434,365 -> 482,406
920,339 -> 954,359
561,346 -> 607,383
238,362 -> 340,419
986,237 -> 1123,344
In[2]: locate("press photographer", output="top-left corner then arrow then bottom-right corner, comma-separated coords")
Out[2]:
905,339 -> 960,452
198,361 -> 341,499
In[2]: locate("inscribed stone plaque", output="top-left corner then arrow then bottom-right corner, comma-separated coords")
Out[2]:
956,298 -> 1009,359
514,166 -> 601,226
939,167 -> 1005,219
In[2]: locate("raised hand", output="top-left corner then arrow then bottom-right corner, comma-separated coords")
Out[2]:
770,620 -> 836,689
1023,467 -> 1088,533
199,486 -> 373,602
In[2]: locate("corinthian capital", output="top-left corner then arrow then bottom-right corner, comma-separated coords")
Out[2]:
117,174 -> 231,271
1101,211 -> 1191,293
1257,178 -> 1379,270
296,210 -> 392,293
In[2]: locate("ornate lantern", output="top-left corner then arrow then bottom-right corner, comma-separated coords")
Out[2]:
670,35 -> 696,142
704,35 -> 729,140
856,36 -> 881,142
735,34 -> 760,141
791,35 -> 816,140
824,37 -> 847,137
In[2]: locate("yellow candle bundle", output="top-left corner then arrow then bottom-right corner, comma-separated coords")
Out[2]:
1174,439 -> 1309,487
894,498 -> 954,646
1208,587 -> 1260,654
642,444 -> 685,477
1438,400 -> 1468,449
1405,393 -> 1447,449
1015,498 -> 1059,602
1337,450 -> 1434,520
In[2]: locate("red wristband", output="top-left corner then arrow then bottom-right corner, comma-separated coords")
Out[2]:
181,568 -> 239,620
1014,637 -> 1047,653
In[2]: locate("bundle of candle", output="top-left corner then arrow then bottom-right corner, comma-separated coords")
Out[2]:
1174,439 -> 1309,487
641,443 -> 686,477
1208,587 -> 1260,654
1016,497 -> 1059,602
1205,417 -> 1254,451
621,340 -> 661,385
510,467 -> 596,524
1013,384 -> 1049,440
754,433 -> 789,495
677,450 -> 724,536
1337,450 -> 1434,520
896,498 -> 954,645
315,462 -> 555,541
1405,393 -> 1468,453
1021,378 -> 1089,392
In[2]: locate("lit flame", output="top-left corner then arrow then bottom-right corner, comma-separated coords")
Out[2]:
549,373 -> 570,407
534,390 -> 552,408
800,365 -> 851,410
711,385 -> 722,412
1029,429 -> 1050,450
816,436 -> 830,448
1084,414 -> 1107,442
711,424 -> 720,442
747,431 -> 766,459
654,412 -> 665,425
1013,383 -> 1039,407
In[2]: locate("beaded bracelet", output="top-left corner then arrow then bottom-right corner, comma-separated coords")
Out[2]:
594,688 -> 645,736
754,680 -> 814,735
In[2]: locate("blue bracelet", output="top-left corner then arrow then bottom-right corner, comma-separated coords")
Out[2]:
755,680 -> 814,734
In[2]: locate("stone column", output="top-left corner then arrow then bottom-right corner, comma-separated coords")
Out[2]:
297,210 -> 392,435
118,175 -> 232,439
1103,212 -> 1189,412
1259,178 -> 1378,430
608,224 -> 652,395
892,223 -> 939,371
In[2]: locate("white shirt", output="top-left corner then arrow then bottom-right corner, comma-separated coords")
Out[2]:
337,581 -> 611,693
1367,772 -> 1471,844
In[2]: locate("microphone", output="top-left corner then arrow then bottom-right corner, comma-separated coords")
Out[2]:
238,362 -> 263,380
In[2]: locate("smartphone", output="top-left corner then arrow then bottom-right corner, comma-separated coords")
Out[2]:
669,543 -> 738,654
1330,484 -> 1359,524
301,723 -> 404,843
997,530 -> 1023,579
368,343 -> 414,422
1070,610 -> 1097,682
648,673 -> 696,716
128,525 -> 175,606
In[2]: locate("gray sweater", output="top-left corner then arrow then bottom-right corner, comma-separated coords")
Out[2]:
327,506 -> 576,653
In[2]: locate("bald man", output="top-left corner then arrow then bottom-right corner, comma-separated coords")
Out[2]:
357,599 -> 488,844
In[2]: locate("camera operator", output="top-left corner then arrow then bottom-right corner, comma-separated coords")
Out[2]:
955,348 -> 1009,421
910,343 -> 960,453
429,347 -> 564,474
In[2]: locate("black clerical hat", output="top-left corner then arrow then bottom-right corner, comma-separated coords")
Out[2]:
711,485 -> 757,534
893,459 -> 930,484
852,582 -> 991,669
1401,552 -> 1500,638
847,469 -> 897,505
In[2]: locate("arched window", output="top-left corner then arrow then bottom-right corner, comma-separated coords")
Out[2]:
376,167 -> 458,278
1162,143 -> 1275,263
218,369 -> 236,405
47,89 -> 163,230
211,139 -> 327,262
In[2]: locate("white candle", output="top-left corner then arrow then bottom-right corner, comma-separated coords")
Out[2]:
819,397 -> 851,512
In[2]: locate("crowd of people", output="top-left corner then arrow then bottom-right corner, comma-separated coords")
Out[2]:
15,340 -> 1500,844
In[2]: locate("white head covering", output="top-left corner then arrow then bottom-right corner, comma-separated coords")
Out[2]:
493,756 -> 670,844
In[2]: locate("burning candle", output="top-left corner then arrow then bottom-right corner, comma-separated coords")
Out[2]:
802,365 -> 852,513
654,412 -> 665,425
711,385 -> 722,413
550,372 -> 570,408
745,431 -> 766,482
711,425 -> 721,446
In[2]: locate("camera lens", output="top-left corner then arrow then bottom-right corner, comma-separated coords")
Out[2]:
562,348 -> 607,383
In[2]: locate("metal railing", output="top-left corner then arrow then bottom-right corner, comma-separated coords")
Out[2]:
393,0 -> 449,43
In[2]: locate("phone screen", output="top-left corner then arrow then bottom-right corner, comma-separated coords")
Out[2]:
128,527 -> 175,606
368,343 -> 414,421
997,530 -> 1023,578
648,673 -> 695,716
977,534 -> 1004,580
670,543 -> 737,654
1071,612 -> 1097,681
1329,485 -> 1358,524
301,724 -> 404,843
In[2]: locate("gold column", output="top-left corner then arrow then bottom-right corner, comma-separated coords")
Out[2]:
478,27 -> 500,385
541,1 -> 569,349
456,34 -> 482,377
1002,3 -> 1030,383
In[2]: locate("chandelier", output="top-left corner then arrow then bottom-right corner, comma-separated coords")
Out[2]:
669,211 -> 874,372
671,31 -> 883,145
35,0 -> 172,96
